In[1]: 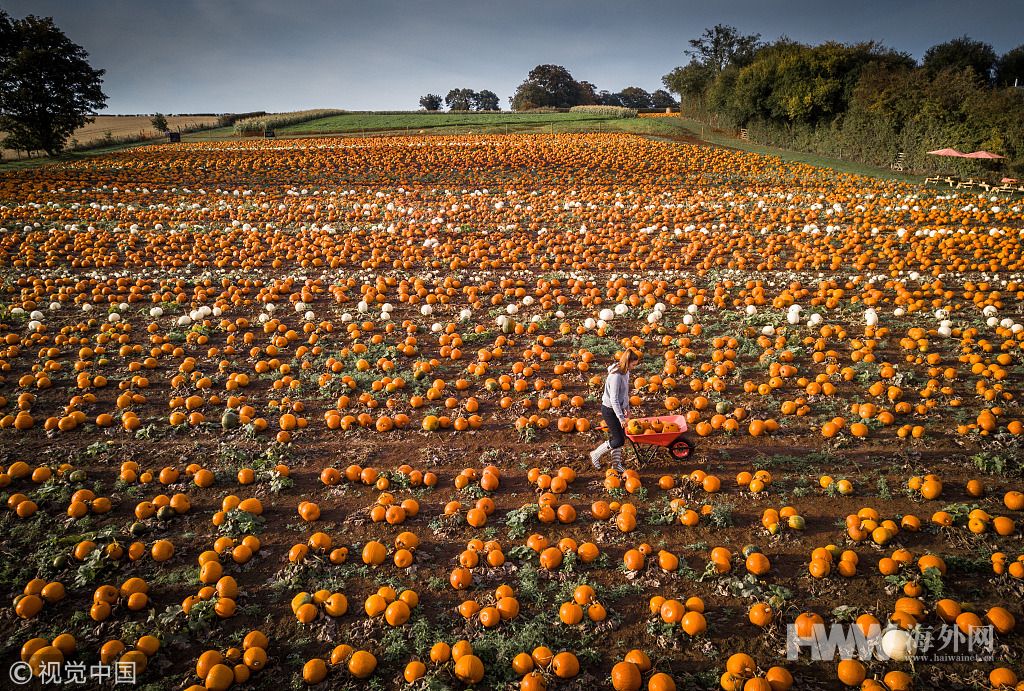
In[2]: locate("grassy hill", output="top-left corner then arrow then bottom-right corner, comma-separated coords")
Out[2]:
275,111 -> 692,137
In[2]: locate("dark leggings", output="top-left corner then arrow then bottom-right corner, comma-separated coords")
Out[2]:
601,405 -> 625,449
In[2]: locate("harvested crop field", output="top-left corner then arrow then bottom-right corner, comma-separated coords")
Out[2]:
0,132 -> 1022,691
1,115 -> 220,160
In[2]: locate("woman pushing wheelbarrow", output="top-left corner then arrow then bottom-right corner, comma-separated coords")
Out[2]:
589,349 -> 640,473
589,349 -> 693,472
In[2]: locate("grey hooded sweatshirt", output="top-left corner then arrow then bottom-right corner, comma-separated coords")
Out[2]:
601,363 -> 630,422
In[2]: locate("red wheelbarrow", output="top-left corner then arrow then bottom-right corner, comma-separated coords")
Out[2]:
623,414 -> 694,466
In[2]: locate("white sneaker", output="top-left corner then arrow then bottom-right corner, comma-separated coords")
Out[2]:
589,448 -> 603,470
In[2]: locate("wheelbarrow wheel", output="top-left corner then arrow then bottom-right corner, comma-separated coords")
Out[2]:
669,437 -> 692,460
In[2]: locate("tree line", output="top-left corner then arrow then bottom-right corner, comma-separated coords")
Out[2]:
5,3 -> 1020,176
507,65 -> 677,111
420,68 -> 678,112
662,25 -> 1024,175
418,90 -> 501,112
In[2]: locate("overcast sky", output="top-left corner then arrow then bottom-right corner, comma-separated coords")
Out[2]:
5,0 -> 1022,114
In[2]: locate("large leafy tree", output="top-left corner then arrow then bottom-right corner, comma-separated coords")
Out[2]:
576,81 -> 599,106
662,60 -> 716,104
615,87 -> 653,109
419,94 -> 443,111
922,35 -> 997,83
686,24 -> 761,72
0,10 -> 107,156
445,88 -> 476,111
510,65 -> 586,110
723,40 -> 914,126
472,90 -> 500,111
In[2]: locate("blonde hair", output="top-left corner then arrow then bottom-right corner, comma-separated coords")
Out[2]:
618,349 -> 640,371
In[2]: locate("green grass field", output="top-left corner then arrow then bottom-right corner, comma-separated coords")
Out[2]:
276,111 -> 614,134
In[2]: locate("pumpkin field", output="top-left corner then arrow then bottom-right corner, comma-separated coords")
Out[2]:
1,132 -> 1023,691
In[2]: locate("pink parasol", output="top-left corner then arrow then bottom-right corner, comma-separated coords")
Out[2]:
926,148 -> 967,157
963,150 -> 1005,159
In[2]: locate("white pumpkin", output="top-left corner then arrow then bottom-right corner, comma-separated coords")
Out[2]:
879,628 -> 916,661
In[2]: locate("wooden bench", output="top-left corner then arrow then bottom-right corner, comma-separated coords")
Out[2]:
890,152 -> 906,172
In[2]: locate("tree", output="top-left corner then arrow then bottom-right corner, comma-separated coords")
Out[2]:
686,24 -> 761,72
723,40 -> 913,127
419,94 -> 443,111
615,87 -> 653,109
511,64 -> 584,110
576,81 -> 599,106
445,88 -> 476,111
662,60 -> 715,105
472,90 -> 500,111
596,90 -> 622,106
651,89 -> 678,109
922,35 -> 997,83
996,45 -> 1024,87
151,113 -> 169,133
0,10 -> 107,156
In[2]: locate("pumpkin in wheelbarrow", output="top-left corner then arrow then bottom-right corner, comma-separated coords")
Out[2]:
626,420 -> 644,436
662,422 -> 681,434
